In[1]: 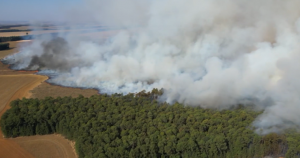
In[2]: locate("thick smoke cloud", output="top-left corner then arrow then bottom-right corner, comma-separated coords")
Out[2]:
4,0 -> 300,134
27,37 -> 71,71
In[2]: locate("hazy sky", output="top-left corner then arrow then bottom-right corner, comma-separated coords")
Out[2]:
0,0 -> 83,22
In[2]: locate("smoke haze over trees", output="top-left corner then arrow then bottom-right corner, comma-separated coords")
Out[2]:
3,0 -> 300,134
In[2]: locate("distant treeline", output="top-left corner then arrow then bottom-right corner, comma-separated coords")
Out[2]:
0,43 -> 9,50
0,35 -> 33,43
0,29 -> 31,32
0,24 -> 29,29
0,28 -> 56,32
1,89 -> 300,158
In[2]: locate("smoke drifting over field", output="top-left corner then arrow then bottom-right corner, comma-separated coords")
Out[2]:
4,0 -> 300,134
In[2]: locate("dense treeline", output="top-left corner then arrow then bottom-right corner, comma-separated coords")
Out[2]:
0,43 -> 9,50
0,35 -> 33,43
0,28 -> 56,32
1,89 -> 300,158
0,29 -> 31,32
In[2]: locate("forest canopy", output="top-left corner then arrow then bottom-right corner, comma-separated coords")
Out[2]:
1,89 -> 300,158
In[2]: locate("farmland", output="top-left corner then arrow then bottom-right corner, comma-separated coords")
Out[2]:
0,60 -> 47,158
0,33 -> 98,158
12,134 -> 76,158
0,40 -> 31,59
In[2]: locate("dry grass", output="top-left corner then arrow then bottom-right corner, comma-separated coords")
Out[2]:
0,30 -> 69,37
30,82 -> 99,99
0,139 -> 35,158
0,74 -> 46,112
0,61 -> 47,114
0,26 -> 30,31
12,134 -> 77,158
4,26 -> 29,30
0,40 -> 32,59
0,31 -> 31,37
0,62 -> 37,76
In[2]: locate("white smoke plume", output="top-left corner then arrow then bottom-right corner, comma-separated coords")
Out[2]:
4,0 -> 300,134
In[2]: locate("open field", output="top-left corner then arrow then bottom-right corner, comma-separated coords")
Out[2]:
0,60 -> 47,113
0,74 -> 46,112
0,24 -> 111,158
0,61 -> 79,158
0,40 -> 32,59
0,39 -> 88,158
0,69 -> 47,158
0,139 -> 35,158
0,26 -> 29,30
30,82 -> 98,99
12,134 -> 76,158
0,53 -> 47,158
0,24 -> 121,40
0,31 -> 30,37
0,30 -> 58,37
